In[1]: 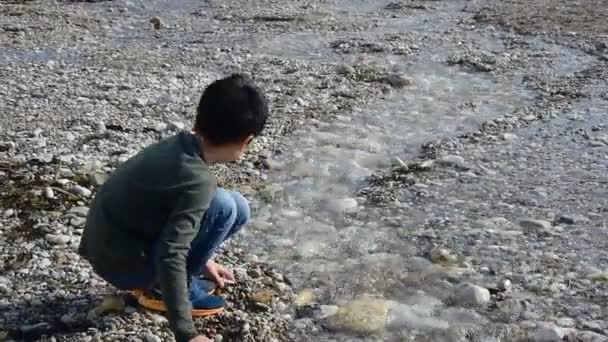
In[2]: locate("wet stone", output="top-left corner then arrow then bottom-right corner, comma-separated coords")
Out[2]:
45,233 -> 71,245
534,324 -> 564,342
386,73 -> 415,88
326,298 -> 395,335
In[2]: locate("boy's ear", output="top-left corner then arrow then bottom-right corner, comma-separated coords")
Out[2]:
244,134 -> 255,146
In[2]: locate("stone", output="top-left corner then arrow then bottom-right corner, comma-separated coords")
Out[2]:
44,187 -> 55,199
72,185 -> 92,197
590,272 -> 608,283
497,279 -> 512,292
534,324 -> 564,342
89,173 -> 108,187
391,156 -> 407,167
214,335 -> 224,342
326,298 -> 396,335
251,290 -> 275,305
45,233 -> 71,245
143,333 -> 161,342
519,219 -> 552,232
94,294 -> 125,315
438,155 -> 466,168
336,64 -> 356,75
69,206 -> 89,217
294,289 -> 315,306
326,198 -> 358,214
0,276 -> 11,294
557,213 -> 589,225
150,16 -> 167,30
316,305 -> 339,319
453,283 -> 490,306
386,73 -> 415,88
578,330 -> 608,342
168,121 -> 185,131
430,247 -> 458,265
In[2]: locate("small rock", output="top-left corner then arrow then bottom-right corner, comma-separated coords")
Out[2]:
557,213 -> 589,225
326,298 -> 395,335
294,289 -> 315,306
438,155 -> 466,168
578,330 -> 608,342
38,258 -> 52,269
214,335 -> 223,342
248,268 -> 262,278
501,133 -> 518,141
251,290 -> 275,305
316,305 -> 339,319
497,279 -> 512,292
326,197 -> 358,214
453,283 -> 490,306
336,64 -> 356,75
44,187 -> 55,199
0,141 -> 15,152
2,209 -> 15,218
89,173 -> 108,187
386,73 -> 415,88
430,247 -> 458,265
72,185 -> 92,197
0,276 -> 12,293
534,324 -> 564,342
69,206 -> 89,217
0,331 -> 8,340
45,233 -> 71,245
20,322 -> 51,335
391,156 -> 407,167
168,121 -> 186,131
94,294 -> 125,315
519,219 -> 552,232
143,333 -> 161,342
150,16 -> 167,30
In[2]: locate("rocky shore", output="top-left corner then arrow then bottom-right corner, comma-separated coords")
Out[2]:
2,0 -> 608,341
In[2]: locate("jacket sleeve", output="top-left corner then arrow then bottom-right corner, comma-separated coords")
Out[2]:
155,179 -> 215,342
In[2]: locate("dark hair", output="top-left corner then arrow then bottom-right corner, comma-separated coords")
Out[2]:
195,73 -> 269,145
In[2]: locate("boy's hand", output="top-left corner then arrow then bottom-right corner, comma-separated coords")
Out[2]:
189,335 -> 212,342
204,259 -> 235,288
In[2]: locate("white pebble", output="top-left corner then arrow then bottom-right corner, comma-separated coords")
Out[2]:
72,185 -> 92,197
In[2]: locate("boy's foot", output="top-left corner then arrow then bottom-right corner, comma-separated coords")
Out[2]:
134,277 -> 224,317
129,277 -> 216,299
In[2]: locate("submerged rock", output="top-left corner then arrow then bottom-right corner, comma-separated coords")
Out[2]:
326,298 -> 396,335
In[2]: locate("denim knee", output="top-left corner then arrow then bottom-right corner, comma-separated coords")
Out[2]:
228,191 -> 251,227
207,188 -> 238,232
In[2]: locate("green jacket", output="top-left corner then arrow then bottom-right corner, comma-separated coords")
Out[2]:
78,131 -> 216,342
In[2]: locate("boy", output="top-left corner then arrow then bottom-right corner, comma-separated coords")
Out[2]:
78,74 -> 269,342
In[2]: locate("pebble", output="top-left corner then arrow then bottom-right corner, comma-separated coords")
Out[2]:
519,219 -> 552,232
534,324 -> 564,342
430,247 -> 458,265
143,333 -> 162,342
44,187 -> 55,199
72,185 -> 92,197
557,213 -> 589,225
3,209 -> 15,218
0,276 -> 11,294
316,305 -> 339,319
326,298 -> 395,334
89,173 -> 108,187
453,283 -> 490,306
438,155 -> 467,168
150,16 -> 167,30
497,279 -> 512,292
45,233 -> 71,245
336,64 -> 356,75
386,73 -> 415,88
69,206 -> 90,217
326,197 -> 358,214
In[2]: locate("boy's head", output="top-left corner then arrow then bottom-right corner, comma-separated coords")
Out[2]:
194,73 -> 269,162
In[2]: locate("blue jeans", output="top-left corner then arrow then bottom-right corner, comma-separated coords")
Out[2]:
106,188 -> 250,290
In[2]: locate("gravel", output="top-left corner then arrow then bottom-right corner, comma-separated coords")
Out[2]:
1,0 -> 608,341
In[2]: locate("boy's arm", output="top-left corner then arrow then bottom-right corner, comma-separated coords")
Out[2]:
156,182 -> 214,342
